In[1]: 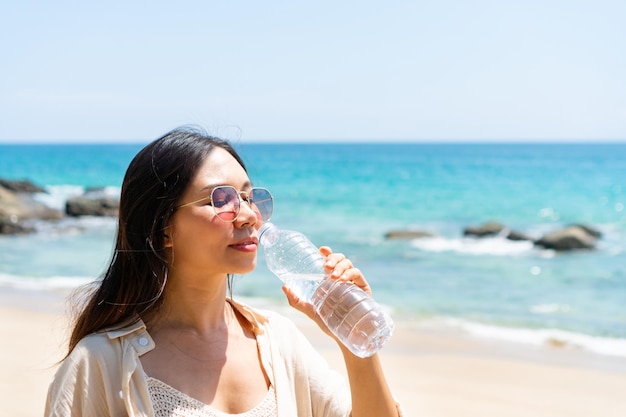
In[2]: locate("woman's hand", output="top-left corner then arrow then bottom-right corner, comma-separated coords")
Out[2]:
282,247 -> 401,417
319,246 -> 371,296
281,246 -> 372,336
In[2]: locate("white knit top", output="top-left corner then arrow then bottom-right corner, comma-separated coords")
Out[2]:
147,377 -> 278,417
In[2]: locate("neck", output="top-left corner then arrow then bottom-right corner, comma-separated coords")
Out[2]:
148,271 -> 233,335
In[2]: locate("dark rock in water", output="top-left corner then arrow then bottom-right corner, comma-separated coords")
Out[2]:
567,223 -> 602,239
85,186 -> 108,194
0,215 -> 35,234
464,221 -> 533,242
463,222 -> 505,237
384,230 -> 435,240
534,225 -> 598,251
0,179 -> 46,194
0,177 -> 120,232
66,196 -> 119,217
505,230 -> 534,242
0,183 -> 63,234
17,193 -> 64,221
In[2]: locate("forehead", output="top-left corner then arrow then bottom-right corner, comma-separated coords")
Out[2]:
189,147 -> 250,191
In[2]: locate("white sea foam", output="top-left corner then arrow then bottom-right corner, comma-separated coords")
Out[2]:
441,317 -> 626,358
410,235 -> 536,256
3,269 -> 624,359
32,185 -> 85,210
30,215 -> 116,237
32,185 -> 121,211
529,303 -> 572,314
0,273 -> 93,292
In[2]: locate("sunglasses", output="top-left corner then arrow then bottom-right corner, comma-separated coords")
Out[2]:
176,185 -> 273,222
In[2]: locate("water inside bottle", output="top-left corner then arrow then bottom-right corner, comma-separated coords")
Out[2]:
282,273 -> 324,302
312,279 -> 395,358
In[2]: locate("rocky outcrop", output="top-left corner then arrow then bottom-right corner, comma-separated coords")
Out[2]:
0,214 -> 35,234
392,221 -> 602,252
462,221 -> 600,251
384,230 -> 435,240
0,180 -> 63,234
534,225 -> 600,251
1,178 -> 120,235
463,221 -> 533,242
567,223 -> 602,239
506,230 -> 534,241
65,194 -> 119,217
0,179 -> 46,193
463,221 -> 505,237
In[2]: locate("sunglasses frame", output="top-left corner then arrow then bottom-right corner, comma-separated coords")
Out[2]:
176,185 -> 273,222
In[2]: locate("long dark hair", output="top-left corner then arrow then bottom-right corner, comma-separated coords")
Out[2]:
67,126 -> 246,355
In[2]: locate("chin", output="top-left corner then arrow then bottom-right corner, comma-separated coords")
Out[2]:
231,261 -> 257,275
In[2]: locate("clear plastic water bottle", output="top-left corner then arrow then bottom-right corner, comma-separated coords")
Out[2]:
259,222 -> 394,358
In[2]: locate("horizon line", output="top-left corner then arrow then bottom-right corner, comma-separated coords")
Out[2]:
1,138 -> 626,145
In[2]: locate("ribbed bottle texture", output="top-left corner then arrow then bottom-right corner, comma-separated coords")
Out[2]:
259,223 -> 394,358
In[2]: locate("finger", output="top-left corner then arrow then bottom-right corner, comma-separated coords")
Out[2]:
318,247 -> 372,295
323,252 -> 347,270
282,286 -> 335,337
319,246 -> 333,257
281,286 -> 316,319
341,268 -> 372,295
328,258 -> 354,278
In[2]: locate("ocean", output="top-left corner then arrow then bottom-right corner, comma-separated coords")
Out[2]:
1,142 -> 625,357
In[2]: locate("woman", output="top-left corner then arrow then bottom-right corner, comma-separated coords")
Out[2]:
45,126 -> 402,416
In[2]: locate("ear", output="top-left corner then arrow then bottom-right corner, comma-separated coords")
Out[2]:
163,227 -> 173,248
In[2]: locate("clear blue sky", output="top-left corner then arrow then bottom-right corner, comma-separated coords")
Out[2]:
1,0 -> 625,143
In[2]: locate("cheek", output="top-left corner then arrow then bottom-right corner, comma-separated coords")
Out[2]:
169,211 -> 223,249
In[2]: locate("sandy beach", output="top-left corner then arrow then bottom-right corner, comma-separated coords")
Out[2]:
2,292 -> 625,417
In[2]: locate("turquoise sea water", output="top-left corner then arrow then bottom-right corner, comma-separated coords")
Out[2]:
1,142 -> 625,356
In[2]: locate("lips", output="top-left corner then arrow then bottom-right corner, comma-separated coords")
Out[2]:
229,236 -> 259,251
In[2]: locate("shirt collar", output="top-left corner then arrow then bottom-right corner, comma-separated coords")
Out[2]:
102,298 -> 269,355
105,318 -> 155,355
227,297 -> 269,335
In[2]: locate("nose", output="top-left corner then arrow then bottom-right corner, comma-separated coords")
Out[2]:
235,195 -> 259,227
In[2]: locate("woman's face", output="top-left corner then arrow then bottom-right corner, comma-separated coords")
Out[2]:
166,147 -> 261,278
